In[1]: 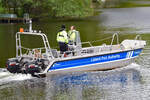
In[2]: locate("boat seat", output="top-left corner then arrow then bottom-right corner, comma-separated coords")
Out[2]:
82,49 -> 94,54
51,49 -> 58,58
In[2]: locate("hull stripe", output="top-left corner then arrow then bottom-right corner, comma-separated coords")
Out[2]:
48,49 -> 142,71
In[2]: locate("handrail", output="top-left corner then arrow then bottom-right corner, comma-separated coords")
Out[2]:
135,35 -> 141,40
80,33 -> 119,47
111,33 -> 119,45
21,46 -> 46,50
20,46 -> 47,56
21,46 -> 31,50
16,31 -> 54,59
81,41 -> 93,47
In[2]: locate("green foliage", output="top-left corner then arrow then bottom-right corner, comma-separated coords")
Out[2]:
0,0 -> 4,13
0,7 -> 4,13
48,0 -> 93,18
117,1 -> 150,8
0,0 -> 93,18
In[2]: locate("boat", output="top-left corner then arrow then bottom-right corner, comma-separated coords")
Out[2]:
6,20 -> 146,77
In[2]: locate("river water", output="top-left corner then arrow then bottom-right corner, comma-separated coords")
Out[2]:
0,7 -> 150,100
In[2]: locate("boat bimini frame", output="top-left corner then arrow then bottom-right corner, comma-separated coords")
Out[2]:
16,31 -> 54,59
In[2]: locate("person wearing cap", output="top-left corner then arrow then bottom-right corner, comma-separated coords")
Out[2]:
68,26 -> 77,45
57,25 -> 69,54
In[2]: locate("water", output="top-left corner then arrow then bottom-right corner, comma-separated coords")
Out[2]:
0,6 -> 150,100
0,64 -> 148,100
99,7 -> 150,33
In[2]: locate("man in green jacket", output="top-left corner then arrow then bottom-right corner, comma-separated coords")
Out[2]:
68,26 -> 77,45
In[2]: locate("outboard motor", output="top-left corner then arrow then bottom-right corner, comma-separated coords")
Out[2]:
6,58 -> 21,73
25,60 -> 41,75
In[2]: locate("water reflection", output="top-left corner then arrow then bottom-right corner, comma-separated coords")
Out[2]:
45,65 -> 141,100
0,64 -> 149,100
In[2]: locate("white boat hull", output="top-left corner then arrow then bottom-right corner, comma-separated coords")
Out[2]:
45,57 -> 136,76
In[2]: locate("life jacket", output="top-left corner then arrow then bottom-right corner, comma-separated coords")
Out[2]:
57,30 -> 68,43
68,30 -> 76,43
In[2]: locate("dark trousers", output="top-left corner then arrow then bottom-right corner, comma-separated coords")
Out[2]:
58,42 -> 68,54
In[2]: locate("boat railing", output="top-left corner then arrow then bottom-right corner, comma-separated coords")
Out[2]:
111,33 -> 119,46
80,46 -> 113,56
19,46 -> 58,59
16,32 -> 54,59
20,46 -> 47,57
21,46 -> 46,51
135,35 -> 142,40
80,33 -> 119,49
81,41 -> 93,47
64,33 -> 122,57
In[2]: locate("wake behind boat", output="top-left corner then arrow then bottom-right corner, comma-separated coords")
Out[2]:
6,20 -> 146,77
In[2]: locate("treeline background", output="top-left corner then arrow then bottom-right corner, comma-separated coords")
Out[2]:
0,0 -> 97,18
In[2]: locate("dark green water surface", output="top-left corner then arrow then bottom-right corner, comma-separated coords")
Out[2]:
0,7 -> 150,100
1,7 -> 150,67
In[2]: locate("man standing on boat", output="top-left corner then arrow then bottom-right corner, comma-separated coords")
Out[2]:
68,26 -> 78,45
57,24 -> 68,54
68,26 -> 82,55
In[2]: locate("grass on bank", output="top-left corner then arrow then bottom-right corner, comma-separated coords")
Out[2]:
117,1 -> 150,8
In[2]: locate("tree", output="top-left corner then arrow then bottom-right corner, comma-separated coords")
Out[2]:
47,0 -> 93,18
1,0 -> 20,13
0,0 -> 94,18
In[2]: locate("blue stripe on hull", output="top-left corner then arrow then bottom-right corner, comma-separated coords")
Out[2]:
49,49 -> 142,71
131,49 -> 142,57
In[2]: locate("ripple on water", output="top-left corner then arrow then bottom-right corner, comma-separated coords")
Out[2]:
0,68 -> 33,89
44,63 -> 143,100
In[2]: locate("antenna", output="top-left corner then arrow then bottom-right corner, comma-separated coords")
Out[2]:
29,19 -> 32,32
